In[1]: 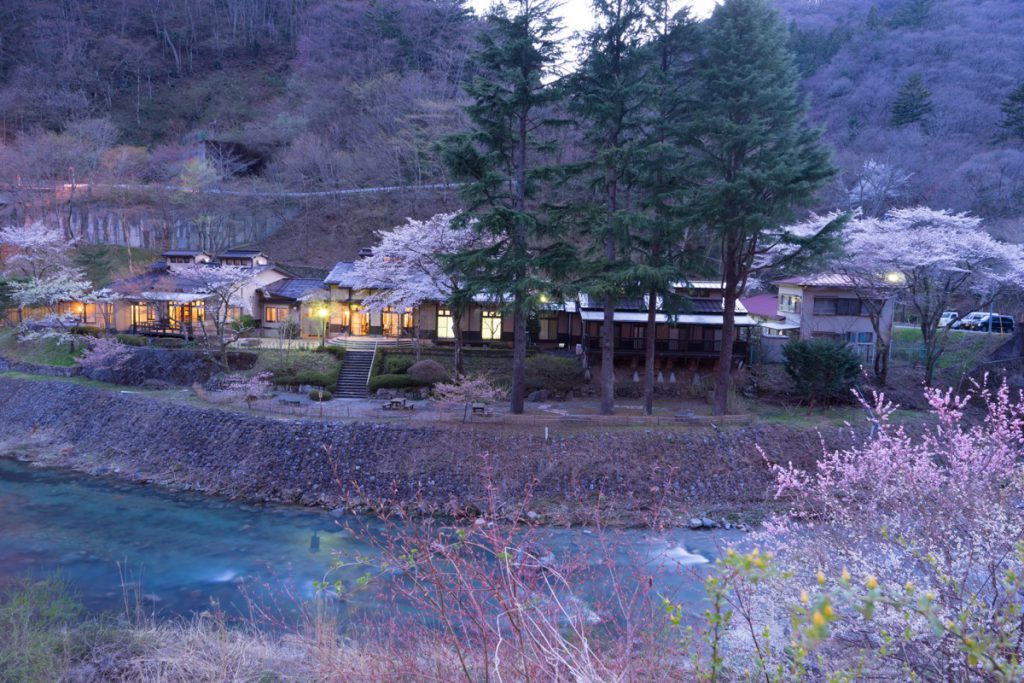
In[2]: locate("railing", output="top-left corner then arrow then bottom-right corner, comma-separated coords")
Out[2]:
131,321 -> 195,338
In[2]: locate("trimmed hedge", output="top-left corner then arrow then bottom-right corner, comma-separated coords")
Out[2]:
308,388 -> 333,401
524,354 -> 584,393
115,334 -> 148,347
70,325 -> 102,337
317,346 -> 347,362
368,374 -> 433,392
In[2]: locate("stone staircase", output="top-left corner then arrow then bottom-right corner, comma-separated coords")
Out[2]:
332,340 -> 377,399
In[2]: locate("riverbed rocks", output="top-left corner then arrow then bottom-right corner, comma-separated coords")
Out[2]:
0,377 -> 866,525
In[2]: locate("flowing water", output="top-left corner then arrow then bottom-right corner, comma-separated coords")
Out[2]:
0,458 -> 737,624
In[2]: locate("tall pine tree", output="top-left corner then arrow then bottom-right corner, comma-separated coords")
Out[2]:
890,74 -> 934,128
633,3 -> 703,416
686,0 -> 835,416
566,0 -> 652,415
441,0 -> 564,414
998,80 -> 1024,143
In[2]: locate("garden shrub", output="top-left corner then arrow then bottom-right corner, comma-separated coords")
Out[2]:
382,354 -> 416,375
317,346 -> 346,362
782,338 -> 861,405
151,337 -> 186,348
115,334 -> 147,346
69,325 -> 102,337
524,354 -> 584,393
407,359 -> 449,384
308,388 -> 333,401
368,374 -> 433,392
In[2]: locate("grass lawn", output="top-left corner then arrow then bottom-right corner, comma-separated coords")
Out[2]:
751,403 -> 929,429
0,328 -> 83,366
252,348 -> 342,388
890,325 -> 1007,372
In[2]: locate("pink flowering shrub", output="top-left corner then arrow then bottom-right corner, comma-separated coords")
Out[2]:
746,381 -> 1024,680
76,337 -> 133,374
221,372 -> 274,408
431,374 -> 506,407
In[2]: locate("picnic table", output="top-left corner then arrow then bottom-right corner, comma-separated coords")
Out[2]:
383,397 -> 414,411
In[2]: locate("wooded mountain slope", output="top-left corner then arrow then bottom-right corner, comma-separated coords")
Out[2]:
778,0 -> 1024,235
1,0 -> 1022,262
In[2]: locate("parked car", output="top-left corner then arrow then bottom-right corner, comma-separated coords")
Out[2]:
952,312 -> 1015,334
939,311 -> 959,328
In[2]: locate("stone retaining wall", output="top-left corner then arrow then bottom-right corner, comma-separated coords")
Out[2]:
0,355 -> 82,377
0,377 -> 860,522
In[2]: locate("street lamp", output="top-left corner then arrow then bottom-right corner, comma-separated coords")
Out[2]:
884,271 -> 905,285
316,306 -> 329,347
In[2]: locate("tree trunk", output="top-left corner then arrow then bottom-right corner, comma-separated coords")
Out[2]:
510,295 -> 527,414
601,297 -> 616,415
453,309 -> 465,376
713,249 -> 739,416
643,286 -> 657,416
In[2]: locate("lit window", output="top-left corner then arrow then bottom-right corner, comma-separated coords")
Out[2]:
538,314 -> 558,341
482,310 -> 502,341
437,308 -> 455,339
265,305 -> 289,323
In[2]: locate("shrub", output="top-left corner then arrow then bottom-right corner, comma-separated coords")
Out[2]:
407,359 -> 449,384
69,325 -> 102,337
382,354 -> 416,375
368,374 -> 433,392
231,314 -> 257,333
115,334 -> 147,346
317,346 -> 346,362
308,388 -> 333,401
524,354 -> 583,393
782,338 -> 861,405
151,337 -> 186,348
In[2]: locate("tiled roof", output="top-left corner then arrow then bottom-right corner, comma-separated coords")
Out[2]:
773,274 -> 865,288
162,249 -> 209,257
325,261 -> 358,287
263,278 -> 328,301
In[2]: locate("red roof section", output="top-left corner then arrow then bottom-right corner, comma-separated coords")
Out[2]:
740,294 -> 782,320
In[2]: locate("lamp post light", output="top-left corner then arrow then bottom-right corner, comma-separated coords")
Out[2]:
316,306 -> 329,348
884,271 -> 905,285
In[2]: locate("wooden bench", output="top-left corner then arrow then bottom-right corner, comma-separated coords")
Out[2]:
383,397 -> 414,411
471,403 -> 487,415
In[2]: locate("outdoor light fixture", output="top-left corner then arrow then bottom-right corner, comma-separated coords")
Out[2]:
885,271 -> 905,284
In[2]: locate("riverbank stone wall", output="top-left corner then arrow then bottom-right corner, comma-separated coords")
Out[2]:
0,377 -> 862,523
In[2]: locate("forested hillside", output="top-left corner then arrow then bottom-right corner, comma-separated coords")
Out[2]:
1,0 -> 1022,263
0,0 -> 474,189
778,0 -> 1024,235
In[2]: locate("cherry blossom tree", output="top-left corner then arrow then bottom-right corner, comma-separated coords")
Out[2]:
353,213 -> 484,375
0,221 -> 93,344
843,207 -> 1024,386
0,221 -> 75,279
173,263 -> 255,368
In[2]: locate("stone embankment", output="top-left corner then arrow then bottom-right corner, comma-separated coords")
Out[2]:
0,377 -> 861,525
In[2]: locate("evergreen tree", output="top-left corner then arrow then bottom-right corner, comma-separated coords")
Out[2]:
998,80 -> 1024,143
633,3 -> 703,416
890,0 -> 934,29
565,0 -> 652,415
890,74 -> 934,128
686,0 -> 835,416
440,0 -> 564,414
